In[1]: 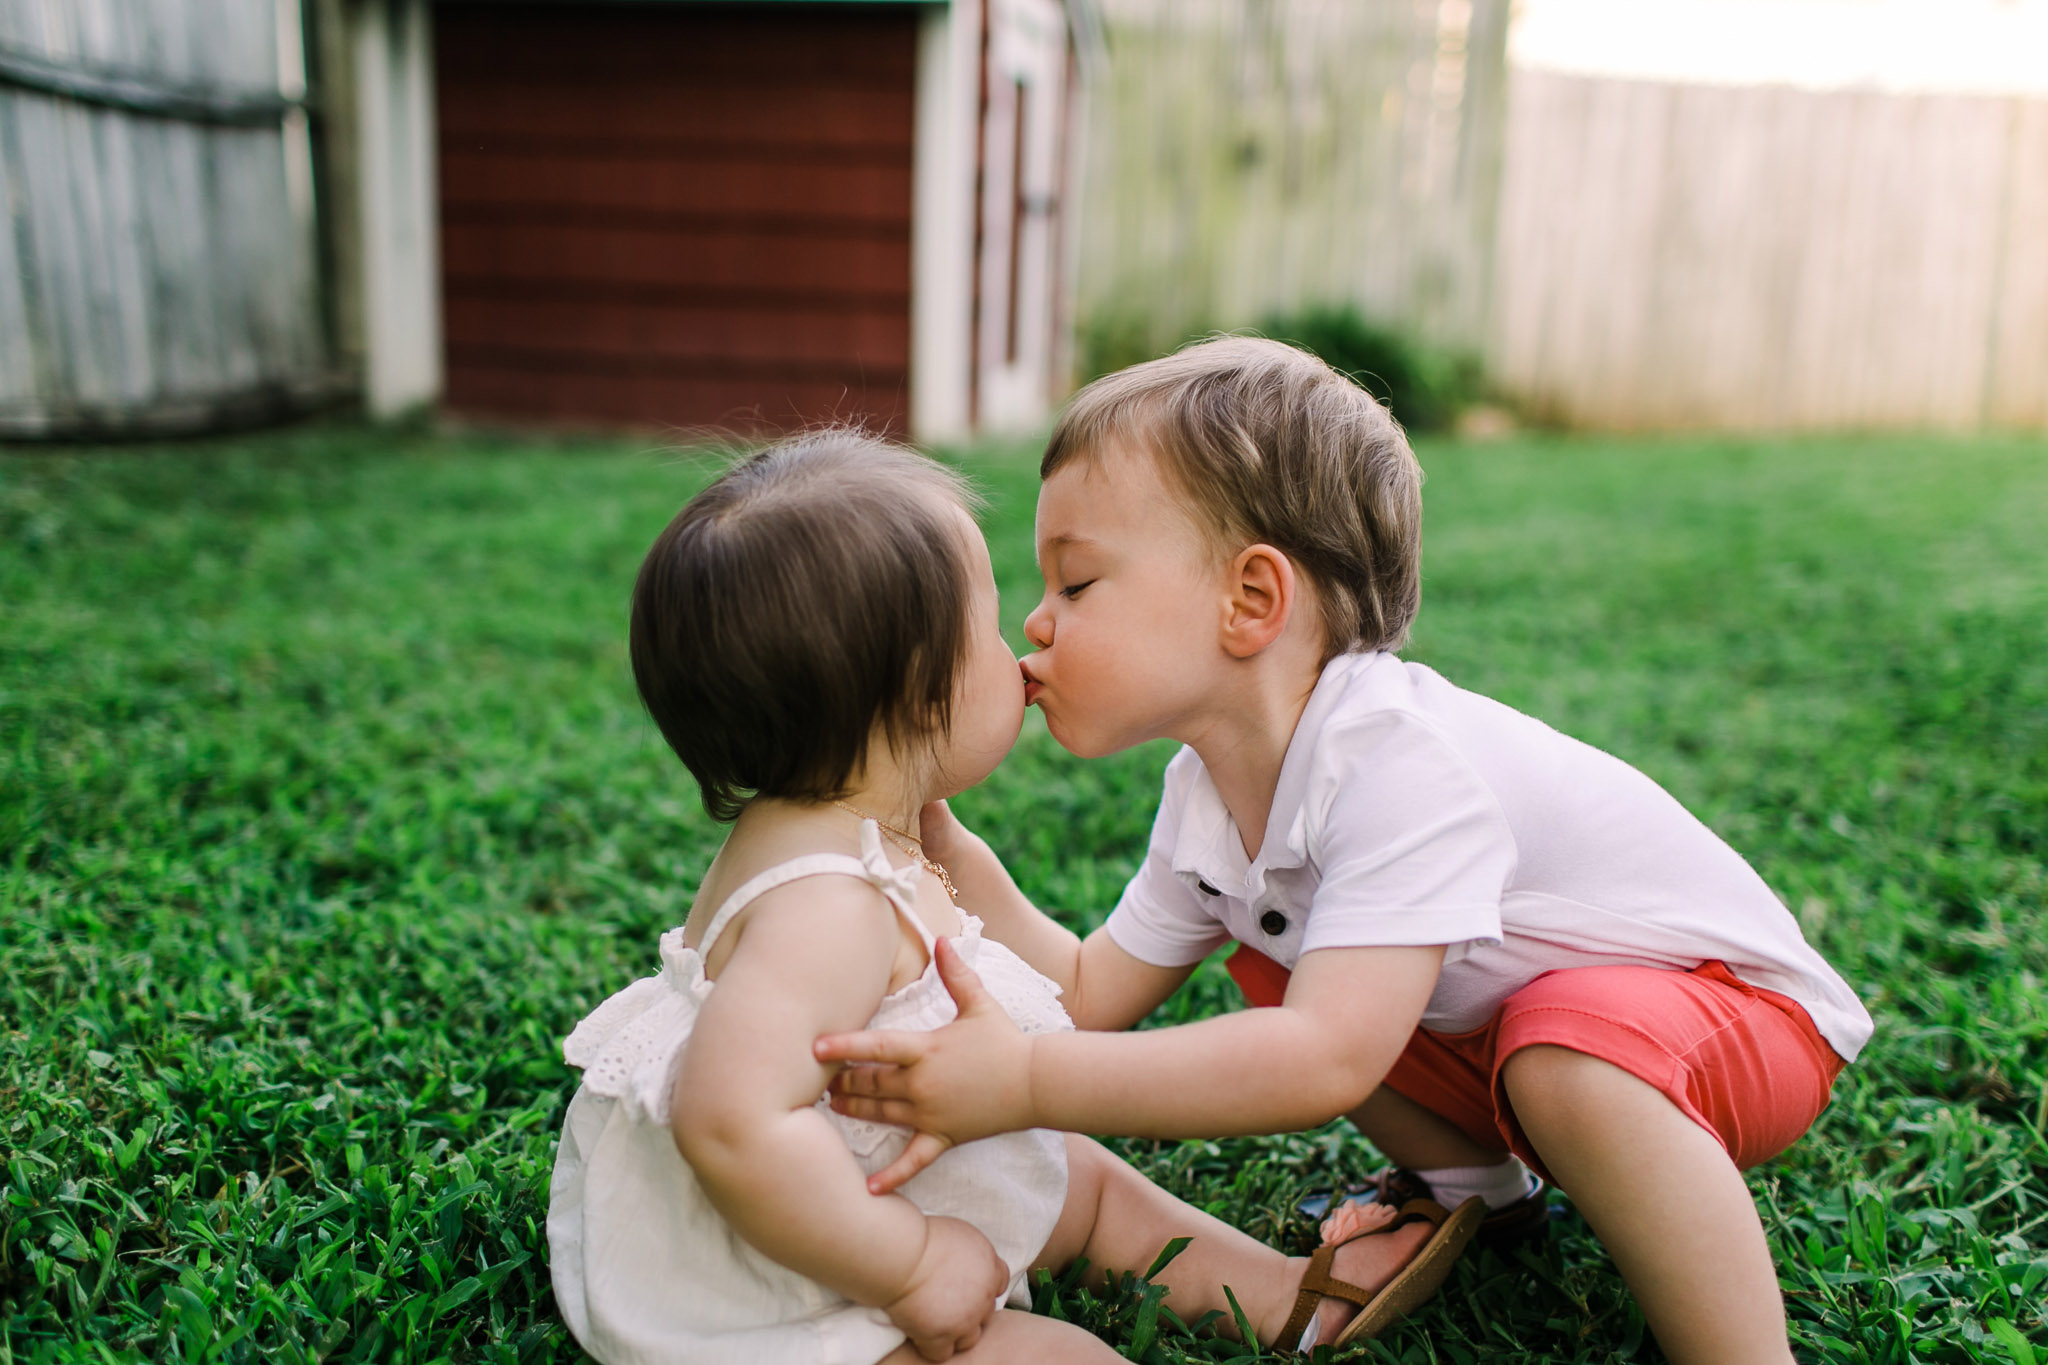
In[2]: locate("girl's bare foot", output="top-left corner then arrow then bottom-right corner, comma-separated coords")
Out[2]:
1300,1201 -> 1435,1348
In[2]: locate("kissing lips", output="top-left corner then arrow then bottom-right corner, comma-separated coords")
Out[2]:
1019,660 -> 1044,708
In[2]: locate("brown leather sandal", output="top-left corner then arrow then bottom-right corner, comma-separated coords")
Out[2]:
1278,1196 -> 1485,1352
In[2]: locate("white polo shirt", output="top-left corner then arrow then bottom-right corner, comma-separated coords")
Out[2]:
1105,651 -> 1874,1061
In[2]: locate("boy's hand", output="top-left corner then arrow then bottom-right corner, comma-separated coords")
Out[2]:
883,1215 -> 1008,1360
915,799 -> 980,868
817,938 -> 1035,1193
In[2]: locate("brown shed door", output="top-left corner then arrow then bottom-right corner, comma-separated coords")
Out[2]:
436,3 -> 917,433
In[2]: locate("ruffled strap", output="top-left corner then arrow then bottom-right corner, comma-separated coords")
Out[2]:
853,820 -> 937,951
560,927 -> 705,1123
560,822 -> 931,1124
696,820 -> 927,958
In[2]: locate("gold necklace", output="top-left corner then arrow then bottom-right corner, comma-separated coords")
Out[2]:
832,801 -> 959,900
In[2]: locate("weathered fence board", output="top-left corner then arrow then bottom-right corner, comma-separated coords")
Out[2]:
0,0 -> 333,438
1986,97 -> 2048,428
1492,68 -> 2048,431
1076,0 -> 1511,359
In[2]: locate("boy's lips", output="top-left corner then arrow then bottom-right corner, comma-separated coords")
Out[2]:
1019,659 -> 1044,707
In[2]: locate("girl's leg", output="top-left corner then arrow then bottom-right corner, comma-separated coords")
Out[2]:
1502,1045 -> 1795,1365
879,1308 -> 1122,1364
1035,1134 -> 1434,1349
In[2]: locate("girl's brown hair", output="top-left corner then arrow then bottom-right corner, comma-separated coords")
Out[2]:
1044,336 -> 1423,659
630,430 -> 979,821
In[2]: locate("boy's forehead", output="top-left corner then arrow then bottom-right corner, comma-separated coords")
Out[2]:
1062,432 -> 1178,492
1036,451 -> 1141,532
1035,441 -> 1206,555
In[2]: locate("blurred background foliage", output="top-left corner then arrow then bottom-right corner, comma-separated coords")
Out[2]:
1079,306 -> 1486,434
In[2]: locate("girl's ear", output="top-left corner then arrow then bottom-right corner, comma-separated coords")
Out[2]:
1219,544 -> 1298,658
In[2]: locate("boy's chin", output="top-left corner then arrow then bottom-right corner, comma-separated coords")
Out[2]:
1041,713 -> 1129,760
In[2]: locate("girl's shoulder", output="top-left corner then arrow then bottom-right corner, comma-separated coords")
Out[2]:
689,804 -> 866,920
685,805 -> 922,978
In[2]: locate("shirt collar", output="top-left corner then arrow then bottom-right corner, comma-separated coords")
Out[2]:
1169,651 -> 1387,899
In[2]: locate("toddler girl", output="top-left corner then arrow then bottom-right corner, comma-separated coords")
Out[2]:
545,431 -> 1473,1364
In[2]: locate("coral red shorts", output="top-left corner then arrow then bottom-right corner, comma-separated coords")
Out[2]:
1226,946 -> 1845,1185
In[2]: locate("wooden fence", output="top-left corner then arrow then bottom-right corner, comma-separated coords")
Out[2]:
0,0 -> 335,438
1491,69 -> 2048,431
1075,0 -> 1511,361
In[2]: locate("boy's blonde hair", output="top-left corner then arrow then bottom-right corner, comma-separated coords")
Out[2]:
1043,335 -> 1424,658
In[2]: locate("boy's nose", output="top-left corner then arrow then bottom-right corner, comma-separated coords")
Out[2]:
1022,598 -> 1053,649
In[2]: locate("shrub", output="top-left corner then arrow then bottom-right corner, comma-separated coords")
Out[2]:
1076,305 -> 1482,433
1256,305 -> 1482,433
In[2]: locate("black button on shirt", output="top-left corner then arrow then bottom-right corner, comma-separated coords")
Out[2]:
1260,910 -> 1288,937
1197,880 -> 1221,896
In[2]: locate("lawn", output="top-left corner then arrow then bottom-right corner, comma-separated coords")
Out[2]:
2,421 -> 2044,1364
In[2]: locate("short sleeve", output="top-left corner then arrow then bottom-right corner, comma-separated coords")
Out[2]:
1297,715 -> 1515,956
1104,758 -> 1231,968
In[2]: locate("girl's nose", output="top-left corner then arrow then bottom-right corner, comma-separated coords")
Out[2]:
1022,597 -> 1053,650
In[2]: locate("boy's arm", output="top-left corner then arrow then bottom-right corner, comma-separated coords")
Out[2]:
920,800 -> 1194,1030
818,939 -> 1443,1192
673,879 -> 1007,1354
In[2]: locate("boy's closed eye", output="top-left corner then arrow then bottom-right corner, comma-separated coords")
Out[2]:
1059,580 -> 1096,600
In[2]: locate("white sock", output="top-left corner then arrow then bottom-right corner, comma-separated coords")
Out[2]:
1413,1157 -> 1540,1211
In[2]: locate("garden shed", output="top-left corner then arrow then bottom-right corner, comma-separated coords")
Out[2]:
0,0 -> 1088,443
365,0 -> 1092,441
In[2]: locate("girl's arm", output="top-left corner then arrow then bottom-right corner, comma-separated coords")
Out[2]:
921,801 -> 1194,1030
819,941 -> 1444,1192
672,876 -> 1007,1353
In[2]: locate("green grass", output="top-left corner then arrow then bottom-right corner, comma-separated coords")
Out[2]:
2,422 -> 2044,1364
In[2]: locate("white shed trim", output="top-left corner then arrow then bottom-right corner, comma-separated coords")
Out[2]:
910,0 -> 981,445
353,0 -> 441,419
976,0 -> 1069,434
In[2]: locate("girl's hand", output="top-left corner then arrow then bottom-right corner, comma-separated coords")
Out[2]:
883,1216 -> 1008,1360
816,939 -> 1035,1193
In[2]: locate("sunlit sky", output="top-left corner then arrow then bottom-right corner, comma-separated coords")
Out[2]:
1510,0 -> 2048,94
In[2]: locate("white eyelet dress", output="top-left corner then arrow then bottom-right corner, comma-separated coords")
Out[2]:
547,820 -> 1075,1365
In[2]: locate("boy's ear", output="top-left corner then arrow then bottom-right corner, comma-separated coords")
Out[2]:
1220,544 -> 1297,659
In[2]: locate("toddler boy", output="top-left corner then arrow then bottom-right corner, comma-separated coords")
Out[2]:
818,338 -> 1871,1362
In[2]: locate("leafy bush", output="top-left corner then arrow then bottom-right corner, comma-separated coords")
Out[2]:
1076,305 -> 1482,432
1075,310 -> 1166,387
1256,306 -> 1482,434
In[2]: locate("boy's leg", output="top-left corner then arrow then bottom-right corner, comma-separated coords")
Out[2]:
1037,1134 -> 1435,1349
1502,1045 -> 1795,1365
1233,944 -> 1514,1172
1483,963 -> 1839,1365
1345,1083 -> 1510,1168
1233,946 -> 1538,1225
